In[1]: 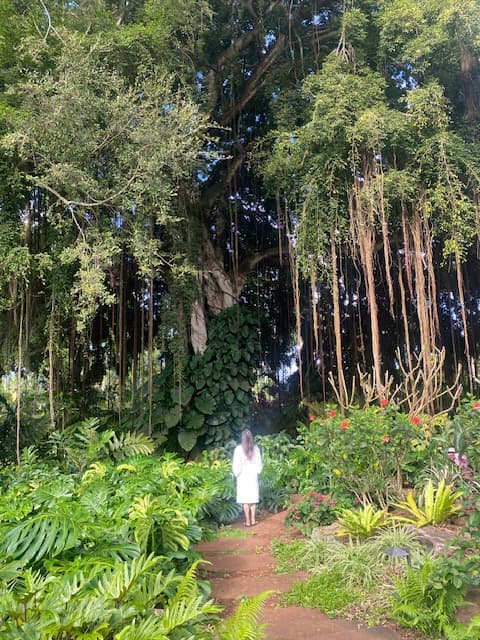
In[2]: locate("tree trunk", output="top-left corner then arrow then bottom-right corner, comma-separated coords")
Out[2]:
455,247 -> 473,392
352,190 -> 383,395
16,292 -> 24,467
48,290 -> 56,430
147,277 -> 154,436
330,230 -> 346,408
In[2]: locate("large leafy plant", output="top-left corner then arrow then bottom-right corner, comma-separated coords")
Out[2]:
0,442 -> 241,639
391,557 -> 467,635
132,305 -> 259,452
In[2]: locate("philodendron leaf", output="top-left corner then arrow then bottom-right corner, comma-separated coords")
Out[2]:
191,373 -> 206,390
194,393 -> 215,415
206,412 -> 229,426
184,410 -> 205,430
178,430 -> 197,452
170,385 -> 194,406
164,409 -> 181,429
224,390 -> 234,405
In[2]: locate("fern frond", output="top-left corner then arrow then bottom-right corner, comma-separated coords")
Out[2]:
169,560 -> 201,605
217,591 -> 275,640
105,432 -> 154,461
95,554 -> 160,604
161,594 -> 221,633
113,616 -> 170,640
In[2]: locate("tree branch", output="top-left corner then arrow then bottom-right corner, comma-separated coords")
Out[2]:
220,34 -> 287,126
237,244 -> 289,277
201,145 -> 250,213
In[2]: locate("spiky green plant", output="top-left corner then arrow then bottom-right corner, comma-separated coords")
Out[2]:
336,504 -> 390,540
393,479 -> 463,527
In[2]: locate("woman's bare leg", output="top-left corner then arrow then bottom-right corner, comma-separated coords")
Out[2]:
243,504 -> 251,526
250,504 -> 256,525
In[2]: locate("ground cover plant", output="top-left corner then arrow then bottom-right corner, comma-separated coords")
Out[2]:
271,528 -> 429,625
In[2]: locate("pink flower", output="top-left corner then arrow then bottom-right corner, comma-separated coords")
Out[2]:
380,398 -> 389,407
411,416 -> 421,425
340,420 -> 348,430
329,410 -> 336,418
382,435 -> 390,443
309,414 -> 316,422
472,401 -> 480,411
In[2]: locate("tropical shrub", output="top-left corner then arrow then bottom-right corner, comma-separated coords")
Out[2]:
393,479 -> 463,527
294,405 -> 429,507
285,491 -> 344,535
438,397 -> 480,472
257,432 -> 297,511
336,504 -> 389,540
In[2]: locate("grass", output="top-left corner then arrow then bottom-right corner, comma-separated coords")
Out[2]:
270,538 -> 307,573
271,528 -> 429,628
214,525 -> 252,539
283,571 -> 361,617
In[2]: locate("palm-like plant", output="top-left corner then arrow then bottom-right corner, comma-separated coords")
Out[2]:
336,504 -> 390,540
393,479 -> 463,527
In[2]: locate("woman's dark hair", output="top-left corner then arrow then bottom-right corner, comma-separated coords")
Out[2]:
241,429 -> 254,459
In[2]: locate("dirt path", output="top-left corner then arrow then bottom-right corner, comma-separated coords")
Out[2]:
198,509 -> 407,639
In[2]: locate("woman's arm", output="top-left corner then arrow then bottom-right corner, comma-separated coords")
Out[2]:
232,446 -> 243,477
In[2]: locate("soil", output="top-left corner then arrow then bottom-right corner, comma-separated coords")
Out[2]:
197,509 -> 426,639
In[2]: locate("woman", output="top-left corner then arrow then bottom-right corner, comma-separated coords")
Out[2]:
232,429 -> 263,526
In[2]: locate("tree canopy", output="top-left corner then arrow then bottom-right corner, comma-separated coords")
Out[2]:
1,0 -> 480,455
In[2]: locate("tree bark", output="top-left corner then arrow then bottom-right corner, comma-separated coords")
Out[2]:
330,230 -> 346,408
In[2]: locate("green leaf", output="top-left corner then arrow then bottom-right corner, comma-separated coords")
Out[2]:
184,410 -> 205,430
206,412 -> 229,426
164,409 -> 181,429
224,390 -> 235,405
194,393 -> 215,415
178,430 -> 198,452
170,385 -> 194,406
2,509 -> 83,563
235,389 -> 250,405
193,376 -> 206,390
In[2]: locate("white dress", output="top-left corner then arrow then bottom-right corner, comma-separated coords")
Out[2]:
232,444 -> 263,504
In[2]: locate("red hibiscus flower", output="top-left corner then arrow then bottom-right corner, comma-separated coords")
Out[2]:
472,401 -> 480,411
309,414 -> 316,422
340,420 -> 348,430
380,398 -> 389,407
328,409 -> 336,418
411,416 -> 421,425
